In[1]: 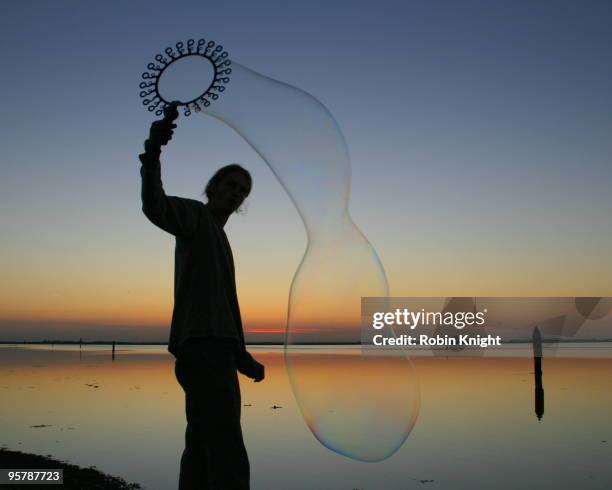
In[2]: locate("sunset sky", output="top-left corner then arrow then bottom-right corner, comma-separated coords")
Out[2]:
1,0 -> 611,342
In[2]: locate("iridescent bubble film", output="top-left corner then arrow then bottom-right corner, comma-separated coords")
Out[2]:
149,44 -> 421,461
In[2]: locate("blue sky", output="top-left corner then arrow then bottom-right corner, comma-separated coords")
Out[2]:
1,0 -> 611,340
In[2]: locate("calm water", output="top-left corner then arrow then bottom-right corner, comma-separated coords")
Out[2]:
1,344 -> 611,489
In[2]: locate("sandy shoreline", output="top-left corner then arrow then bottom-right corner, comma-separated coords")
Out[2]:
0,449 -> 142,489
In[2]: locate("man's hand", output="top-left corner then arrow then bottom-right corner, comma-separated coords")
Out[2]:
139,102 -> 180,165
148,119 -> 176,146
237,350 -> 265,382
251,358 -> 265,383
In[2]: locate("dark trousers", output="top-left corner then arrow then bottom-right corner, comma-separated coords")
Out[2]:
175,338 -> 250,490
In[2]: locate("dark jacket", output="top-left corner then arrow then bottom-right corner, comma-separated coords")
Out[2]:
140,161 -> 248,358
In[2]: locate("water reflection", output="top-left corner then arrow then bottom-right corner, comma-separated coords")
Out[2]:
1,345 -> 612,490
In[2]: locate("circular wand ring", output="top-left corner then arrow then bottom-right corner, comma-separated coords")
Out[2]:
139,38 -> 231,117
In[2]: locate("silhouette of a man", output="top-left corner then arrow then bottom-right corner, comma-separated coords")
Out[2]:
139,103 -> 264,490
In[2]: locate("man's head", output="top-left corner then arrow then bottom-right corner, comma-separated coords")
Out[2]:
203,164 -> 252,215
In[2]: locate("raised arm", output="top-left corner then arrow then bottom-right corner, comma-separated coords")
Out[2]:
139,103 -> 200,238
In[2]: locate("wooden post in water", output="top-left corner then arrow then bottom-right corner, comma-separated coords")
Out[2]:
112,341 -> 116,361
532,326 -> 544,421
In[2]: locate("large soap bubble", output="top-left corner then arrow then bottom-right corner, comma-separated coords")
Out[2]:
140,40 -> 420,461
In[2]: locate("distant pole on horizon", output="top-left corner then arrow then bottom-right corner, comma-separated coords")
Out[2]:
112,341 -> 116,361
532,326 -> 544,421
